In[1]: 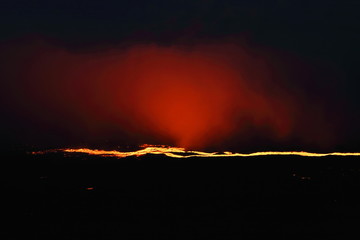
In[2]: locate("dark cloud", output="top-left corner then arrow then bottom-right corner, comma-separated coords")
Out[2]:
0,0 -> 359,151
0,37 -> 356,152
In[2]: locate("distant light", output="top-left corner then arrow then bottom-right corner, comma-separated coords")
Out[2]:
33,145 -> 360,159
60,145 -> 360,158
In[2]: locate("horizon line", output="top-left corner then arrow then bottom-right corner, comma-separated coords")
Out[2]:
32,145 -> 360,159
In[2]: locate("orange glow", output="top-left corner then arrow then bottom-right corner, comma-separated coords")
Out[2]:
9,42 -> 297,150
33,145 -> 360,159
104,45 -> 294,148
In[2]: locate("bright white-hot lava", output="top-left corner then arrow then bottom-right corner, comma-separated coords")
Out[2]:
33,145 -> 360,158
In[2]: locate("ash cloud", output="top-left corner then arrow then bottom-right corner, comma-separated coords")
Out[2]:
0,37 -> 353,151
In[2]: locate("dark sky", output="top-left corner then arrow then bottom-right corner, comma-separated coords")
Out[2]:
0,0 -> 359,152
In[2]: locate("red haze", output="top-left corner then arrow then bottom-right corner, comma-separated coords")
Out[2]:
1,40 -> 311,150
113,46 -> 293,148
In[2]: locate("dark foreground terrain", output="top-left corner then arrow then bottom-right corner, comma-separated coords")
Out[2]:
3,150 -> 360,239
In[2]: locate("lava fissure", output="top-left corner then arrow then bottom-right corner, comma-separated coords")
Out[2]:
33,145 -> 360,159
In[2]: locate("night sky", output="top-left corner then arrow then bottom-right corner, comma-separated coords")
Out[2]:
0,0 -> 359,152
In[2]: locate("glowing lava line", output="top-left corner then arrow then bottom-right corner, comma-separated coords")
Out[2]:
34,145 -> 360,158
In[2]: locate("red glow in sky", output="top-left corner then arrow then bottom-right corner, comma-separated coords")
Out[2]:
94,45 -> 294,148
1,39 -> 334,150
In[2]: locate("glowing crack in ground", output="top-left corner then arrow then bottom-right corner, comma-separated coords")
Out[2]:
33,145 -> 360,158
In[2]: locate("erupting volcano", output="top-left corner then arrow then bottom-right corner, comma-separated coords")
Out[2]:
2,2 -> 360,239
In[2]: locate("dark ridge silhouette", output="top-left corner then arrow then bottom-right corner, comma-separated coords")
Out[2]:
3,151 -> 360,239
